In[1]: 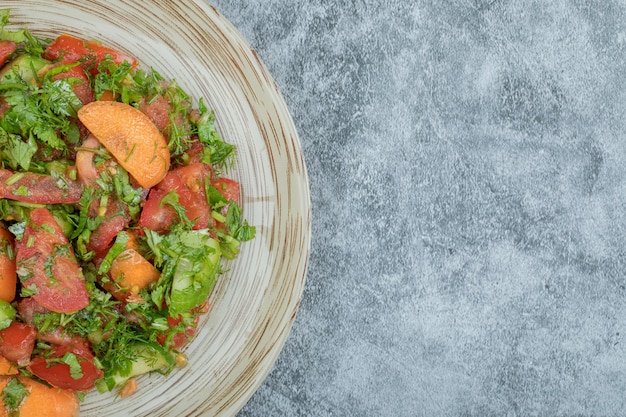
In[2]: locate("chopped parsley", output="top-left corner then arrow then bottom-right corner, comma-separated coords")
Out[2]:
1,377 -> 28,414
0,8 -> 255,403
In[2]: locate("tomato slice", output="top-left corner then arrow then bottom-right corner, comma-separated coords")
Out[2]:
138,163 -> 213,232
156,303 -> 208,349
29,344 -> 103,391
138,95 -> 171,131
212,177 -> 240,205
0,321 -> 36,366
0,169 -> 84,204
16,208 -> 89,313
87,198 -> 131,258
48,61 -> 95,105
43,34 -> 137,75
0,40 -> 16,67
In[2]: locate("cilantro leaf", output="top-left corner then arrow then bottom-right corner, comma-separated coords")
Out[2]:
61,352 -> 84,380
98,231 -> 130,275
0,126 -> 37,170
225,202 -> 256,242
41,77 -> 83,119
1,377 -> 28,413
195,100 -> 235,169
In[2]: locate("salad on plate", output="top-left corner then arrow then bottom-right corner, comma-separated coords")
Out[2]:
0,9 -> 254,416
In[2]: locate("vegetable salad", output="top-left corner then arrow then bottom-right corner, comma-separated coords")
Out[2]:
0,9 -> 254,415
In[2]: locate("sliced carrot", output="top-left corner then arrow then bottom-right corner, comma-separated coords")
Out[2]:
123,230 -> 141,251
0,229 -> 15,303
0,376 -> 79,417
0,356 -> 17,376
102,232 -> 159,301
118,378 -> 137,398
77,101 -> 171,188
105,248 -> 160,301
99,89 -> 116,101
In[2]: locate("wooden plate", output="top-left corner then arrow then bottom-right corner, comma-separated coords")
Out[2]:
4,1 -> 310,416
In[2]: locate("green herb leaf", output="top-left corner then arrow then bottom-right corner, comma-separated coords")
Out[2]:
62,352 -> 84,380
98,231 -> 130,275
195,101 -> 235,169
225,201 -> 256,242
1,377 -> 28,413
0,300 -> 15,330
0,126 -> 37,170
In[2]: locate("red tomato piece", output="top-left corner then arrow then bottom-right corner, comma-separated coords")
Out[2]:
17,298 -> 91,348
138,95 -> 170,132
212,177 -> 240,205
156,303 -> 208,349
0,169 -> 84,204
0,322 -> 37,366
138,163 -> 213,232
183,138 -> 205,164
43,34 -> 137,75
16,297 -> 46,324
28,344 -> 103,392
48,61 -> 95,104
0,40 -> 16,67
156,315 -> 197,349
16,208 -> 89,313
86,198 -> 131,258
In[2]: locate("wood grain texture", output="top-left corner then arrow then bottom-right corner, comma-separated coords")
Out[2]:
2,1 -> 310,416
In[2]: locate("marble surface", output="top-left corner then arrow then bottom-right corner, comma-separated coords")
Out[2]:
211,1 -> 626,416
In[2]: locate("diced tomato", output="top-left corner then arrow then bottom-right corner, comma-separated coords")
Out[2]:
48,61 -> 95,104
17,299 -> 90,348
16,208 -> 89,313
0,322 -> 36,366
86,198 -> 131,258
43,34 -> 137,75
29,344 -> 103,391
156,302 -> 208,349
138,95 -> 170,131
16,297 -> 45,324
0,169 -> 84,204
138,163 -> 213,231
39,327 -> 92,350
0,40 -> 16,67
156,315 -> 194,349
212,177 -> 240,205
183,138 -> 205,164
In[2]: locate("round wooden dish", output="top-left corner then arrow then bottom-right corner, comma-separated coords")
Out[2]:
4,1 -> 310,416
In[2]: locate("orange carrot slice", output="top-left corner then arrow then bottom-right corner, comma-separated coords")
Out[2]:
102,232 -> 160,301
0,376 -> 79,417
77,101 -> 170,188
0,229 -> 15,303
105,248 -> 160,301
0,356 -> 17,376
99,90 -> 116,101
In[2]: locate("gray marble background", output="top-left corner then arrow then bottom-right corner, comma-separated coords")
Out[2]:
211,1 -> 626,416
